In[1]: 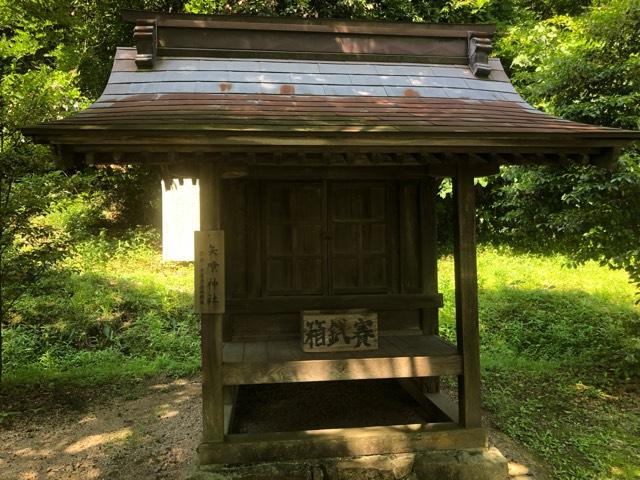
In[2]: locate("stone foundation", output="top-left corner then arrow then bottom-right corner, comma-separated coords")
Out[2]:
188,447 -> 508,480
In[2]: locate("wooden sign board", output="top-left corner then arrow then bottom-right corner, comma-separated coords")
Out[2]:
301,309 -> 378,352
194,230 -> 225,314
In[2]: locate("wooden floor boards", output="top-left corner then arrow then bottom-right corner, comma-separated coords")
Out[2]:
222,335 -> 461,385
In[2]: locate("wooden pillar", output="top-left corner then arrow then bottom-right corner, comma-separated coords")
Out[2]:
199,162 -> 225,443
421,177 -> 440,394
453,164 -> 482,428
420,176 -> 439,333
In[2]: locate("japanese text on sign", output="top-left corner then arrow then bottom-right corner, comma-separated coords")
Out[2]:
194,230 -> 225,314
301,310 -> 378,352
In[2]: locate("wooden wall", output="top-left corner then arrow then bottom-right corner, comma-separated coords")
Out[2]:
220,178 -> 439,341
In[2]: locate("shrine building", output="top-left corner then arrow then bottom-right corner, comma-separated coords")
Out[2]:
24,10 -> 640,478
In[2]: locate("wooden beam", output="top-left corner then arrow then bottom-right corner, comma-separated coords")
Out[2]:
60,139 -> 619,154
425,392 -> 459,424
199,162 -> 225,443
226,293 -> 443,314
453,163 -> 482,428
421,177 -> 441,394
198,423 -> 487,465
420,178 -> 439,335
223,353 -> 462,385
398,379 -> 459,423
468,32 -> 493,77
133,19 -> 157,69
248,165 -> 432,179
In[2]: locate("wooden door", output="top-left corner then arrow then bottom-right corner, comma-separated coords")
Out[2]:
329,183 -> 390,294
263,182 -> 325,295
262,181 -> 392,297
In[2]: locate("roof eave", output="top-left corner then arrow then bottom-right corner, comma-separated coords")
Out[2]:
23,126 -> 639,150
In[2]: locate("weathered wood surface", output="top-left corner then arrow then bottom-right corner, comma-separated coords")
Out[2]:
229,309 -> 423,342
221,335 -> 461,385
453,164 -> 482,428
227,294 -> 443,313
29,45 -> 638,162
194,230 -> 225,314
420,177 -> 439,335
59,150 -> 620,173
122,12 -> 493,66
468,32 -> 493,77
198,423 -> 488,465
425,392 -> 459,424
29,129 -> 634,173
222,356 -> 461,385
199,163 -> 225,443
301,310 -> 378,352
217,178 -> 444,346
421,177 -> 441,394
123,11 -> 496,36
263,182 -> 325,295
133,20 -> 156,69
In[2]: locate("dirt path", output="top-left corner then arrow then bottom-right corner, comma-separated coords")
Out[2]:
0,378 -> 201,480
0,377 -> 550,480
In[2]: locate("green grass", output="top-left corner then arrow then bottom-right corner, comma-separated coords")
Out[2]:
3,229 -> 200,384
439,246 -> 640,480
2,237 -> 639,479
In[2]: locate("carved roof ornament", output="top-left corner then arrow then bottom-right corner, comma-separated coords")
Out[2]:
468,32 -> 493,77
134,19 -> 157,69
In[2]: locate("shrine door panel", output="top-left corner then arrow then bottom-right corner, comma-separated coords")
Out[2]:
264,183 -> 324,295
329,183 -> 391,294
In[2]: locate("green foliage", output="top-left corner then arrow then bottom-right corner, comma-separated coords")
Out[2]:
484,153 -> 640,292
497,0 -> 640,128
1,0 -> 186,97
481,0 -> 640,294
1,68 -> 87,130
4,230 -> 199,380
183,0 -> 506,22
483,364 -> 640,479
1,0 -> 89,380
0,1 -> 167,379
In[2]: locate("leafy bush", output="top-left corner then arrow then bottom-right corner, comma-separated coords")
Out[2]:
481,0 -> 640,293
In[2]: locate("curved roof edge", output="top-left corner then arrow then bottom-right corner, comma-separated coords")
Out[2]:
22,13 -> 639,169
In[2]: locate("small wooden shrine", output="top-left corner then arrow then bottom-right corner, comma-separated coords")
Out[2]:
24,11 -> 639,468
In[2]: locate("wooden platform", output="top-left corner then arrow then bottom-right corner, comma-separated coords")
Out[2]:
222,335 -> 461,385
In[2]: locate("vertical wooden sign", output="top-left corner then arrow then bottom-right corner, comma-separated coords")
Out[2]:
194,230 -> 225,314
